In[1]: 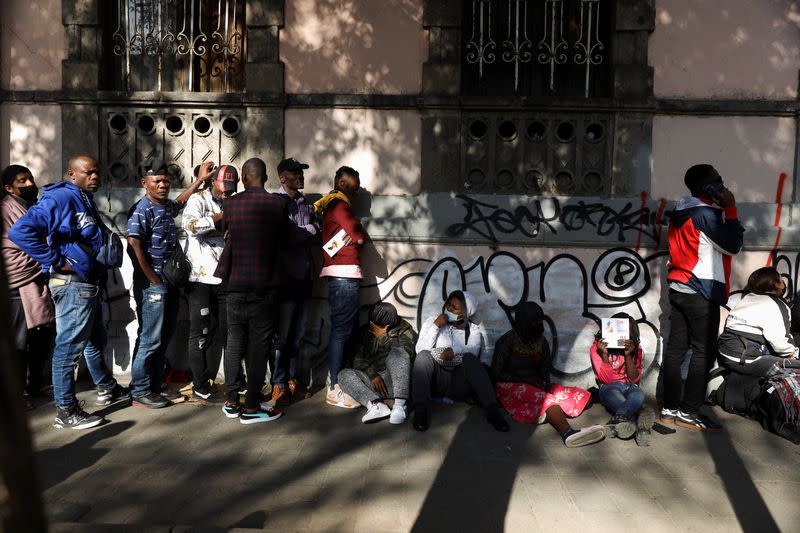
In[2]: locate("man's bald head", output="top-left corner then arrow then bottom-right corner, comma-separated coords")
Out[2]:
242,157 -> 267,189
67,155 -> 101,193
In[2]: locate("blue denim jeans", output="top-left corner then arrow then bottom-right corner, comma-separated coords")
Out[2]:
327,277 -> 360,386
49,280 -> 116,408
131,279 -> 178,397
599,381 -> 645,419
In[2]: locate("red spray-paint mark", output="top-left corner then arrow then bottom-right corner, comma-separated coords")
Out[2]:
767,172 -> 788,267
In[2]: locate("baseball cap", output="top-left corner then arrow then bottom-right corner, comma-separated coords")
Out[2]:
277,157 -> 309,174
214,164 -> 239,182
137,158 -> 169,178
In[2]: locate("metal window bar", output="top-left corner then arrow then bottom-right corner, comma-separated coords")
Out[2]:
111,0 -> 242,92
465,0 -> 605,97
465,0 -> 497,77
573,0 -> 604,98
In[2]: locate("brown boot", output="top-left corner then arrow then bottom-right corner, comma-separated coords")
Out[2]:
271,384 -> 291,406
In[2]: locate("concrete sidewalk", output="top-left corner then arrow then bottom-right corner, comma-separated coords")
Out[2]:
28,388 -> 800,533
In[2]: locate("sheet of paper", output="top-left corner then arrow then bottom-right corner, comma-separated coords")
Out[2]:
323,228 -> 349,257
601,317 -> 630,350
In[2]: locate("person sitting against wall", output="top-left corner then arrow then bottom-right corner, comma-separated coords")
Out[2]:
411,290 -> 509,432
337,303 -> 417,424
492,301 -> 605,448
719,267 -> 800,376
590,313 -> 655,446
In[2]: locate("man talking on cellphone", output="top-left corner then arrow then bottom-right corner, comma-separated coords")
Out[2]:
659,164 -> 744,431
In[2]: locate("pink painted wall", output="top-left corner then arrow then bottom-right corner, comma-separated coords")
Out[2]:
0,0 -> 66,90
0,103 -> 63,183
284,108 -> 421,195
650,0 -> 800,98
651,115 -> 796,202
280,0 -> 426,94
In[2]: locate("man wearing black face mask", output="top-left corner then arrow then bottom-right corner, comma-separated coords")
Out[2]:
1,165 -> 55,407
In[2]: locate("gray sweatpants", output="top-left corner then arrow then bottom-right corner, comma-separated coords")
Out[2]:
338,347 -> 411,406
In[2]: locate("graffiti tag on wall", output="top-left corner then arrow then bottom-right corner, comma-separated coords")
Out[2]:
446,194 -> 668,244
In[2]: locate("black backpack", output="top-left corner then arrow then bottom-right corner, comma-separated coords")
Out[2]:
161,243 -> 191,287
715,370 -> 800,444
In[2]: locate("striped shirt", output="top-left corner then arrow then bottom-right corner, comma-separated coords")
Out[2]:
127,197 -> 179,280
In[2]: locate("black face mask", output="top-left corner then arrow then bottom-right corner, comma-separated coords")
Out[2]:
530,323 -> 545,338
17,185 -> 38,203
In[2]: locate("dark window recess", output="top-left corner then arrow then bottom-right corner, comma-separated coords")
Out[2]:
461,0 -> 613,98
101,0 -> 246,92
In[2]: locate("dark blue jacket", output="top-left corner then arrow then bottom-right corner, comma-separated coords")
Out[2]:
9,181 -> 105,281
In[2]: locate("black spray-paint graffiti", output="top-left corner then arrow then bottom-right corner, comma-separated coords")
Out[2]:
364,247 -> 670,382
446,194 -> 668,244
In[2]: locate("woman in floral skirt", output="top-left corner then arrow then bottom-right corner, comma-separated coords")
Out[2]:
491,301 -> 605,447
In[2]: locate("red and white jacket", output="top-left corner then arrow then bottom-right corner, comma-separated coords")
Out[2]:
666,196 -> 745,305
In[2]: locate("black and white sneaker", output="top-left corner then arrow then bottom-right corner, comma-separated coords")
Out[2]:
222,401 -> 241,418
192,387 -> 212,401
96,384 -> 130,406
54,402 -> 104,430
675,410 -> 722,432
240,405 -> 283,425
659,408 -> 678,425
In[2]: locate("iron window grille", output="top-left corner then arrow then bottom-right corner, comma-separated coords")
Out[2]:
462,0 -> 613,98
102,0 -> 245,92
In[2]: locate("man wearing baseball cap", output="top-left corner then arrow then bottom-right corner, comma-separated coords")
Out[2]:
182,164 -> 239,401
126,157 -> 214,409
270,157 -> 319,405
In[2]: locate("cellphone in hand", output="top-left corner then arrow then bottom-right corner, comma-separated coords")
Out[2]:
703,182 -> 724,199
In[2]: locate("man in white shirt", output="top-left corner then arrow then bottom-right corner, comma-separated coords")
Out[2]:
183,164 -> 238,400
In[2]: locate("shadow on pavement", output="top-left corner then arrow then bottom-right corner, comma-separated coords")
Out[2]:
410,408 -> 537,533
703,429 -> 779,533
36,420 -> 135,491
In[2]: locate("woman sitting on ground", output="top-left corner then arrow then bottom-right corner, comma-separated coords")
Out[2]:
719,266 -> 800,376
411,290 -> 509,432
338,303 -> 417,424
590,313 -> 654,446
492,301 -> 605,448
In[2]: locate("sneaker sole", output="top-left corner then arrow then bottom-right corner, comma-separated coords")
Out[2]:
389,414 -> 406,425
222,405 -> 240,418
565,427 -> 606,448
325,398 -> 360,409
362,413 -> 390,424
614,421 -> 637,440
636,408 -> 656,446
659,415 -> 676,425
132,400 -> 170,409
675,419 -> 722,432
53,418 -> 103,430
239,413 -> 283,425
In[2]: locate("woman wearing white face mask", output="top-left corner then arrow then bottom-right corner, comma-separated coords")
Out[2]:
411,290 -> 509,432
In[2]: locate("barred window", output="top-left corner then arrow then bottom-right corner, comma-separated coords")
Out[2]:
102,0 -> 245,92
462,0 -> 612,98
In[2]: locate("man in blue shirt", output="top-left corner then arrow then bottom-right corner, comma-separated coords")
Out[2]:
9,155 -> 125,429
127,158 -> 213,408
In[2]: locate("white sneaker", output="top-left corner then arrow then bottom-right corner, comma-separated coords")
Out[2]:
326,384 -> 360,409
389,403 -> 407,425
564,425 -> 606,448
361,401 -> 391,423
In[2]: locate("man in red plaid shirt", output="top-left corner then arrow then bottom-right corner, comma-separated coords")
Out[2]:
214,157 -> 288,424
